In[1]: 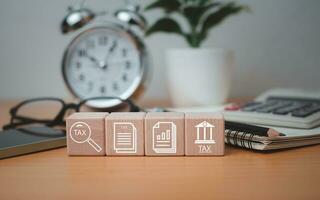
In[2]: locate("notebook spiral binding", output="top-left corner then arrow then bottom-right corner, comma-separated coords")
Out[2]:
225,129 -> 255,150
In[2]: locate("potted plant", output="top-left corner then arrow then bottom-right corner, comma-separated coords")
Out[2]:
145,0 -> 249,106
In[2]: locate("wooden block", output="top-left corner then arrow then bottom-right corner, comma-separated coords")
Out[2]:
145,112 -> 184,156
185,112 -> 224,156
105,112 -> 145,156
66,112 -> 108,156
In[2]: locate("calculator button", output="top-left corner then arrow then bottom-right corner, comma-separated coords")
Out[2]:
273,108 -> 291,115
243,101 -> 260,107
241,102 -> 263,112
273,103 -> 308,115
243,100 -> 280,111
291,104 -> 320,117
256,102 -> 291,113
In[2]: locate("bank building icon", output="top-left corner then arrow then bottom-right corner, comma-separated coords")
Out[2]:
194,121 -> 216,144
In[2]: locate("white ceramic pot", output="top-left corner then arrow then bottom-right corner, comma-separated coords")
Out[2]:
165,48 -> 234,107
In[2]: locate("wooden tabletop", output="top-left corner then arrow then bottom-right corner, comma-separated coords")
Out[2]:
0,100 -> 320,200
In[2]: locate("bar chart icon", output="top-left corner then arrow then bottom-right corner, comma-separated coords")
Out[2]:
152,122 -> 176,153
113,122 -> 137,153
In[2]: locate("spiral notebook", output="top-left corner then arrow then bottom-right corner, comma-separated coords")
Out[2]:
225,121 -> 320,150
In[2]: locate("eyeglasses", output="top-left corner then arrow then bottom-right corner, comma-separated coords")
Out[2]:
3,96 -> 142,130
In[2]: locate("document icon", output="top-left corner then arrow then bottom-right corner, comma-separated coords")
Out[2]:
113,122 -> 137,153
152,122 -> 176,153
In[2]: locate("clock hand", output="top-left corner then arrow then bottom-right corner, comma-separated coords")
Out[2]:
108,41 -> 117,55
84,54 -> 106,69
99,61 -> 130,72
104,41 -> 118,68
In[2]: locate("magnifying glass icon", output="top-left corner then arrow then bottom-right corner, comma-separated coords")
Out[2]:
69,122 -> 102,152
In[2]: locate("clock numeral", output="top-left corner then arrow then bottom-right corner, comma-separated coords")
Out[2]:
122,73 -> 128,82
86,40 -> 95,49
125,61 -> 131,69
100,86 -> 106,94
99,36 -> 108,46
109,40 -> 118,53
122,48 -> 128,57
78,49 -> 87,57
76,62 -> 81,69
112,82 -> 119,91
79,73 -> 85,81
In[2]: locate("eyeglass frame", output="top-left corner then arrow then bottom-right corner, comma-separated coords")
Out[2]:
3,96 -> 142,130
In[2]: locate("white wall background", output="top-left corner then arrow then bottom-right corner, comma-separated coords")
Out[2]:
0,0 -> 319,102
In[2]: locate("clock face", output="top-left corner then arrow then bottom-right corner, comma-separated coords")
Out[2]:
63,27 -> 144,108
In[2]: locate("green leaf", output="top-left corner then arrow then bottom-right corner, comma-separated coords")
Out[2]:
200,2 -> 247,39
145,0 -> 181,13
199,0 -> 211,6
182,3 -> 220,28
181,0 -> 211,6
145,17 -> 184,36
184,33 -> 201,48
185,34 -> 193,46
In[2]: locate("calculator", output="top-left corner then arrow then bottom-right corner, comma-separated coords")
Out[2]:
224,88 -> 320,129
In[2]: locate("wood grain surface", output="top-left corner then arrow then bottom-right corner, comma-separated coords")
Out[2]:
1,100 -> 320,200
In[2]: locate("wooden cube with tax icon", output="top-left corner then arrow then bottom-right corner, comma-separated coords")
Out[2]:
144,112 -> 185,156
105,112 -> 145,156
185,112 -> 224,156
66,112 -> 108,156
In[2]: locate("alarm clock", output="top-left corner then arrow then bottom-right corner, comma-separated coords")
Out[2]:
61,4 -> 150,109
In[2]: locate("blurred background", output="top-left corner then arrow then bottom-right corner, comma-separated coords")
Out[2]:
0,0 -> 319,102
